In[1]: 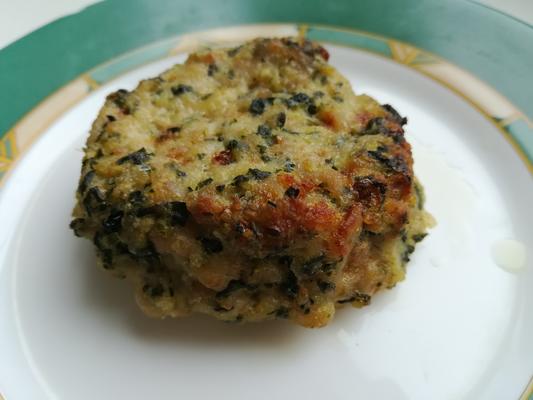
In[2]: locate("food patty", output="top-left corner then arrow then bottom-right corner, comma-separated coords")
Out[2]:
70,37 -> 432,327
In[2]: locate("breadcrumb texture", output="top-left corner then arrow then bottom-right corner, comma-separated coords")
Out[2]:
71,37 -> 432,328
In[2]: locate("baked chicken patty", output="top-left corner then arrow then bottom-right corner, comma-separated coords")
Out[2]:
71,37 -> 432,327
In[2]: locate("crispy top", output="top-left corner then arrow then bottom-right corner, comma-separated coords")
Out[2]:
75,37 -> 414,266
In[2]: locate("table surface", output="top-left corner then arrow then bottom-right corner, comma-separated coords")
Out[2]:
0,0 -> 531,50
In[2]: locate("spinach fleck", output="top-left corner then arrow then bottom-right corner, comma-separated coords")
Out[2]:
128,191 -> 145,205
301,255 -> 326,276
78,170 -> 95,193
276,112 -> 286,128
168,201 -> 190,226
285,186 -> 300,198
102,209 -> 124,233
116,148 -> 152,166
199,237 -> 224,254
207,63 -> 218,76
83,187 -> 108,216
337,292 -> 371,305
249,98 -> 266,115
317,280 -> 336,293
171,84 -> 193,96
196,178 -> 213,190
382,104 -> 407,125
248,168 -> 271,180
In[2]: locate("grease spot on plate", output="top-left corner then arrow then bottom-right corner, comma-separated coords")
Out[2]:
491,239 -> 526,273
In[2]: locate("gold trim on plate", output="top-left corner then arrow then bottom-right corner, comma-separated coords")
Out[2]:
519,376 -> 533,400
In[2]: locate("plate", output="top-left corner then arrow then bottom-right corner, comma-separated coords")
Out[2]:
0,2 -> 532,399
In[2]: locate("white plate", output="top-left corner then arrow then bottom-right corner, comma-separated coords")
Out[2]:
1,45 -> 531,400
